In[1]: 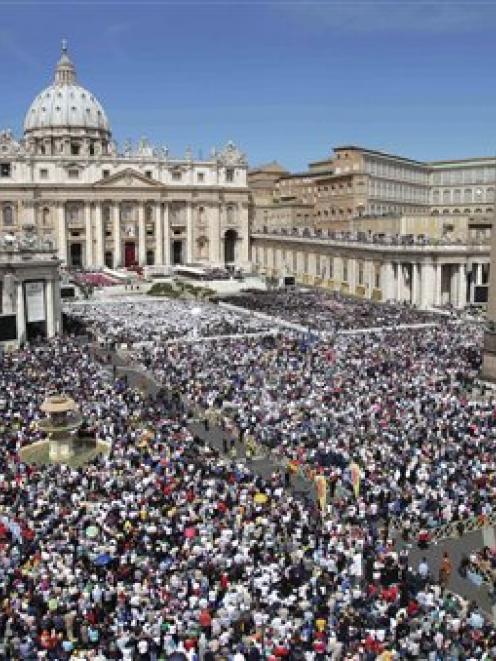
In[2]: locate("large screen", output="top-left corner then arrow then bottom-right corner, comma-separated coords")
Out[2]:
0,314 -> 17,341
474,285 -> 488,304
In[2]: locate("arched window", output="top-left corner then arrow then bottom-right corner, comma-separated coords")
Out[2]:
197,206 -> 205,224
2,204 -> 13,226
42,207 -> 50,225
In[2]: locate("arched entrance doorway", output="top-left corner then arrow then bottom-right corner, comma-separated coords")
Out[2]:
124,242 -> 136,267
224,229 -> 238,264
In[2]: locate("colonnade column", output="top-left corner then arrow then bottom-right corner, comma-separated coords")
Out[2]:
46,279 -> 55,337
155,203 -> 163,265
396,263 -> 403,302
138,203 -> 146,266
381,261 -> 395,301
186,202 -> 194,263
94,203 -> 104,267
16,281 -> 25,345
435,262 -> 442,306
84,202 -> 93,268
113,202 -> 121,268
57,202 -> 67,265
411,263 -> 419,306
457,263 -> 467,309
163,203 -> 170,266
420,262 -> 435,309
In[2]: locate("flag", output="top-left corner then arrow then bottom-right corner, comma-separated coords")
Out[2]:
350,462 -> 361,499
314,474 -> 327,512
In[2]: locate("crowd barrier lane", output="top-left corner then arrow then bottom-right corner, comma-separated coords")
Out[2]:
390,510 -> 496,543
217,302 -> 310,334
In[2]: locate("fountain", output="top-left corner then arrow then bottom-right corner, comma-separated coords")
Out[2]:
20,393 -> 110,467
38,394 -> 83,462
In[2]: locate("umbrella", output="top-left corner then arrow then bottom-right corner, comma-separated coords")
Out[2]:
184,527 -> 197,539
254,493 -> 269,504
94,553 -> 112,566
85,525 -> 99,539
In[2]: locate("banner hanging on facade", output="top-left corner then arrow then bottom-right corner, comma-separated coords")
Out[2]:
25,281 -> 45,323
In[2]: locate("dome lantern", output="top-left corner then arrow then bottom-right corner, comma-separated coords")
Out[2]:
54,39 -> 77,86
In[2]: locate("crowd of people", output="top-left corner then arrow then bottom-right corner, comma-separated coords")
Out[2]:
64,300 -> 272,345
221,290 -> 442,333
1,291 -> 495,659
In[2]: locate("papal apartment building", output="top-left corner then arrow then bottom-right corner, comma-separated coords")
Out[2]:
251,146 -> 496,242
0,44 -> 250,270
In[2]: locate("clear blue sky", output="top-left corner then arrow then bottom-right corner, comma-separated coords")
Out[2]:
1,1 -> 496,170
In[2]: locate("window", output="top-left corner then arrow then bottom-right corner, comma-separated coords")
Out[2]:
375,266 -> 380,289
68,169 -> 79,179
197,172 -> 205,183
172,170 -> 182,181
145,170 -> 152,179
39,169 -> 48,180
145,205 -> 154,222
42,207 -> 50,225
226,168 -> 234,183
71,143 -> 80,156
2,205 -> 13,226
0,163 -> 11,178
102,169 -> 110,178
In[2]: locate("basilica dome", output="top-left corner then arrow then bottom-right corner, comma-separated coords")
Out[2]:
23,43 -> 111,139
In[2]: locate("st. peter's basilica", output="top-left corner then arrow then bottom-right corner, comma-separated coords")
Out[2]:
0,43 -> 250,270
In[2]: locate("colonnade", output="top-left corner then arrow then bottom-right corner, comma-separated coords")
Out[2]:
252,239 -> 490,310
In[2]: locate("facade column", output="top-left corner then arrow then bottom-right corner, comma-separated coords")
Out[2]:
457,264 -> 467,308
420,262 -> 435,309
163,203 -> 170,266
95,203 -> 104,267
57,202 -> 67,265
239,202 -> 250,265
16,280 -> 25,345
155,202 -> 163,265
435,262 -> 442,306
84,202 -> 93,268
46,279 -> 55,337
209,204 -> 221,264
113,202 -> 121,268
381,261 -> 395,301
138,202 -> 146,266
186,202 -> 194,263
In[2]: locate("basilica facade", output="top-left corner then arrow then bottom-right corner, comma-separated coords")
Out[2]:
0,44 -> 250,270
